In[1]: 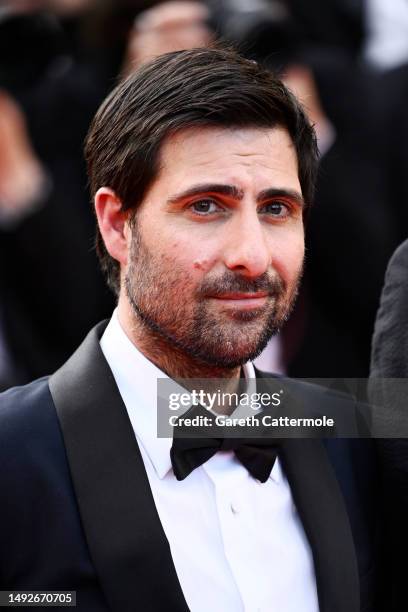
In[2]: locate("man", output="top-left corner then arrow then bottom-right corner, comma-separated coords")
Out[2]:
369,238 -> 408,611
0,47 -> 382,611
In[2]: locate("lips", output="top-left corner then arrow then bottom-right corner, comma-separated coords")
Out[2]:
211,292 -> 269,300
208,292 -> 270,310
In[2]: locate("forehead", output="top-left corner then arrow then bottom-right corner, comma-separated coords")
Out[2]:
155,125 -> 301,192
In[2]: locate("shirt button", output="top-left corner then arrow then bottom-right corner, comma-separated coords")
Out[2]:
230,502 -> 239,515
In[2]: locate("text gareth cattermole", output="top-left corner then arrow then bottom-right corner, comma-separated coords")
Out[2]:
169,414 -> 335,428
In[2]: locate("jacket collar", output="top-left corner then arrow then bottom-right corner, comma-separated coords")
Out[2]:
49,321 -> 190,612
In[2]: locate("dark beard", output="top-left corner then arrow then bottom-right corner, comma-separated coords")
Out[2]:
125,223 -> 302,369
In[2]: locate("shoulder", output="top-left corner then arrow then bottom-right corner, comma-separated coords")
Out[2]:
0,377 -> 56,439
0,379 -> 98,588
255,368 -> 359,408
0,377 -> 67,478
0,378 -> 74,533
371,238 -> 408,378
386,237 -> 408,273
255,369 -> 371,439
377,237 -> 408,312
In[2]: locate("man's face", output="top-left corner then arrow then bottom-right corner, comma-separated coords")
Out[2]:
125,126 -> 305,368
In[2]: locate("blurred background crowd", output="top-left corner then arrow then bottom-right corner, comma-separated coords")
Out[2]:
1,0 -> 408,390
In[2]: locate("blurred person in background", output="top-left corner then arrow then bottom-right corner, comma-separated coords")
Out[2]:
123,1 -> 212,72
366,4 -> 408,610
363,0 -> 408,303
364,0 -> 408,71
0,0 -> 212,389
369,238 -> 408,611
0,0 -> 114,389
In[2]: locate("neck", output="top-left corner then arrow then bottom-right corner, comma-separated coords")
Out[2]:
117,298 -> 242,384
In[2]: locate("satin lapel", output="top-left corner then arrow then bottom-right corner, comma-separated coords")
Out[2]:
279,439 -> 360,612
49,322 -> 189,612
255,370 -> 360,612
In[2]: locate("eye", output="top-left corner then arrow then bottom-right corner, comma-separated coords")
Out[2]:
260,201 -> 291,218
189,199 -> 222,215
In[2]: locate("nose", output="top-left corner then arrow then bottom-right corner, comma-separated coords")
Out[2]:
222,207 -> 270,278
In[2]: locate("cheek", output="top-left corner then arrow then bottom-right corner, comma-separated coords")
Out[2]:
272,232 -> 305,283
163,239 -> 216,275
193,259 -> 211,271
170,240 -> 215,271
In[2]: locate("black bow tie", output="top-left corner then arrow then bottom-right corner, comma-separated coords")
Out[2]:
170,435 -> 279,482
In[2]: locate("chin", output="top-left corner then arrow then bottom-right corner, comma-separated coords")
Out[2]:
224,308 -> 269,322
196,337 -> 273,369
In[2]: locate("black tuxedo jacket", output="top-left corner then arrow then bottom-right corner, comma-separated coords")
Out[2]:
0,322 -> 383,611
370,237 -> 408,610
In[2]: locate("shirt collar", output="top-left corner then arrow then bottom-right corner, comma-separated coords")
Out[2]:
100,310 -> 280,483
100,310 -> 173,479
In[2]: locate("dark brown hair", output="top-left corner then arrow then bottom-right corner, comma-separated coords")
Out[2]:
85,45 -> 318,295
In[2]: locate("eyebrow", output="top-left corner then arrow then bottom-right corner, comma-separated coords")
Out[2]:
257,188 -> 305,209
167,184 -> 244,204
167,183 -> 305,209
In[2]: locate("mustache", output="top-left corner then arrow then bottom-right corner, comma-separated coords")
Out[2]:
197,272 -> 286,298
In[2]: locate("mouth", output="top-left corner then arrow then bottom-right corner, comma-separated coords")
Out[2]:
208,292 -> 270,310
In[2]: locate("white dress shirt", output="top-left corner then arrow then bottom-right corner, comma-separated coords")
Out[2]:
100,311 -> 319,612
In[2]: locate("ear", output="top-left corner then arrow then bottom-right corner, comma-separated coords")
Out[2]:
94,187 -> 131,267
